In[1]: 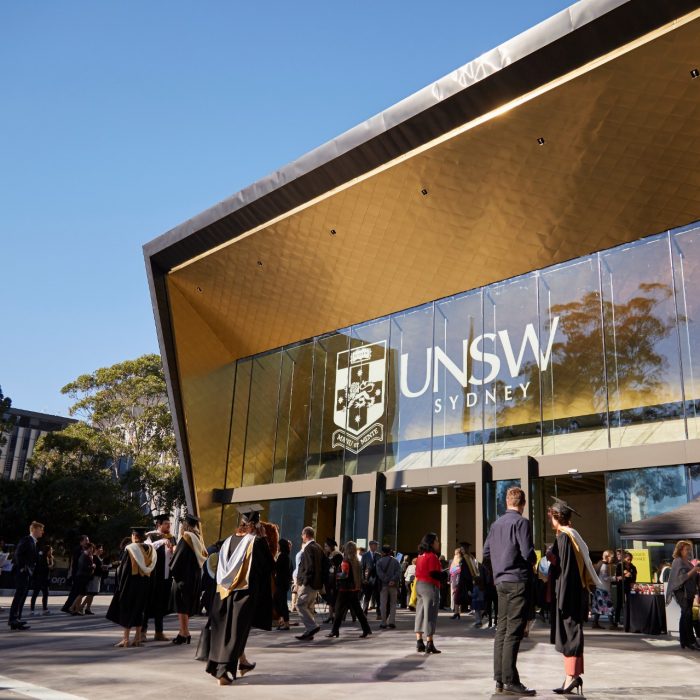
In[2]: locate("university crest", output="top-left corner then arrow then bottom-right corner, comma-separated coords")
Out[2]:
332,341 -> 386,454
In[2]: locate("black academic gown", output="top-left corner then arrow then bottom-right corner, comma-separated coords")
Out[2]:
106,546 -> 153,628
196,535 -> 274,679
170,536 -> 203,616
144,536 -> 174,624
552,532 -> 588,659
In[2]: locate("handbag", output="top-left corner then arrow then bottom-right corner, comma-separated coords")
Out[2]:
409,582 -> 418,608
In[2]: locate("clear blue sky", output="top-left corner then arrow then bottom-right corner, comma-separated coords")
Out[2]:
0,0 -> 573,417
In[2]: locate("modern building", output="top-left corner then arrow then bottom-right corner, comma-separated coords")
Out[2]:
0,408 -> 76,480
145,0 -> 700,575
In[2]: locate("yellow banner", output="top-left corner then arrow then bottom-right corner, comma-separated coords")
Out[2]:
627,548 -> 651,583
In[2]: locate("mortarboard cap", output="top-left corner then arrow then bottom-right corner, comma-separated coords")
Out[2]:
236,503 -> 264,524
131,526 -> 148,537
154,513 -> 171,524
184,514 -> 201,527
325,537 -> 338,549
550,496 -> 582,518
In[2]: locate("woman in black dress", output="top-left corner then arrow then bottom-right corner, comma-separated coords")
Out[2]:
106,527 -> 157,647
170,514 -> 208,645
549,498 -> 600,695
274,538 -> 293,630
69,543 -> 95,615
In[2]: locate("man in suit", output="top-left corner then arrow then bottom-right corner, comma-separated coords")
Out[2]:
361,540 -> 381,618
295,526 -> 324,641
9,521 -> 44,630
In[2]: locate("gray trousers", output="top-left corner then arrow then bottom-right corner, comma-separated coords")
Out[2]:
380,585 -> 397,625
414,580 -> 439,637
297,585 -> 320,632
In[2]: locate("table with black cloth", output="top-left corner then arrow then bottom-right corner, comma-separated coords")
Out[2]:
625,592 -> 666,635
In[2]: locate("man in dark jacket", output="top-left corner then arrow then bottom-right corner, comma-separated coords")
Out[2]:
61,533 -> 89,613
9,521 -> 44,630
361,540 -> 381,618
483,487 -> 536,697
295,526 -> 324,640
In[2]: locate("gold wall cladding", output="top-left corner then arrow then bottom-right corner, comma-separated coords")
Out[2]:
169,18 -> 700,375
167,280 -> 235,541
167,18 -> 700,510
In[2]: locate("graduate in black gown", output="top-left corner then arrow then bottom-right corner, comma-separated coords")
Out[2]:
170,513 -> 208,645
106,526 -> 157,647
142,513 -> 176,642
549,498 -> 600,696
196,504 -> 275,686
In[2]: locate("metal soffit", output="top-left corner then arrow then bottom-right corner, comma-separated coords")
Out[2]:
168,12 -> 700,365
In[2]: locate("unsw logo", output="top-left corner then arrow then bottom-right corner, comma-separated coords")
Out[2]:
332,341 -> 386,454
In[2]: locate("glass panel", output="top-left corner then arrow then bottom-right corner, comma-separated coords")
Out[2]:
386,303 -> 434,471
606,466 -> 688,548
267,497 -> 305,563
343,318 -> 391,476
672,224 -> 700,439
432,291 -> 484,466
539,256 -> 609,454
285,342 -> 315,482
306,331 -> 350,480
272,351 -> 294,483
485,479 -> 521,534
483,274 -> 542,460
689,464 -> 700,500
226,359 -> 252,489
242,351 -> 281,486
601,234 -> 685,447
343,491 -> 369,546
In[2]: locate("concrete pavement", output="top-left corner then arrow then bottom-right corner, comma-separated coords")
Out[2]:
0,596 -> 697,699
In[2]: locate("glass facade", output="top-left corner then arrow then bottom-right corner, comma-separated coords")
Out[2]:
223,221 -> 700,487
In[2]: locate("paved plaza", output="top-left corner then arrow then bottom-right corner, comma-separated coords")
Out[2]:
0,596 -> 698,699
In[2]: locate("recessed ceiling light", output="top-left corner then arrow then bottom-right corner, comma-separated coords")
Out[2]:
401,483 -> 408,488
448,480 -> 457,485
537,137 -> 545,145
691,68 -> 699,79
195,286 -> 202,293
420,188 -> 428,196
330,229 -> 337,235
256,260 -> 263,267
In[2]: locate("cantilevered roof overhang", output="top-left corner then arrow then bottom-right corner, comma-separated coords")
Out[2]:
144,0 -> 700,532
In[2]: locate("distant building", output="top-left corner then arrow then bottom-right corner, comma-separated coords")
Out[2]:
0,408 -> 76,480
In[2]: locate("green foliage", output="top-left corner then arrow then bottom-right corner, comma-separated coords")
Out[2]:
0,384 -> 15,459
59,353 -> 184,516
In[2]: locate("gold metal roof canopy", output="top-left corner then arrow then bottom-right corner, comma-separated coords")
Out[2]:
144,0 -> 700,534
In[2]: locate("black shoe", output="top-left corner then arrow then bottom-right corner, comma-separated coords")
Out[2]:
238,661 -> 256,677
425,640 -> 441,654
84,610 -> 95,616
171,634 -> 191,645
553,677 -> 582,695
326,631 -> 339,638
379,624 -> 387,629
359,631 -> 372,638
495,682 -> 504,694
296,627 -> 319,641
503,683 -> 536,696
388,624 -> 396,629
9,622 -> 30,630
416,639 -> 426,652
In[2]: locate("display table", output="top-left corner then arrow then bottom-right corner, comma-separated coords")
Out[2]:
625,593 -> 666,635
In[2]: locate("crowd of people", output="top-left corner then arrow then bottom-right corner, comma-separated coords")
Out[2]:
3,489 -> 700,694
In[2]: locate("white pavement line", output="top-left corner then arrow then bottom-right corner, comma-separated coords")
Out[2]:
0,675 -> 87,700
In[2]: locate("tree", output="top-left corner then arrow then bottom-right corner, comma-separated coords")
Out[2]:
0,384 -> 15,461
57,354 -> 184,517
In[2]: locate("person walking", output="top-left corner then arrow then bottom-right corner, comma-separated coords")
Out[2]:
196,504 -> 275,685
170,514 -> 208,645
591,550 -> 614,629
413,532 -> 443,654
482,486 -> 536,696
274,538 -> 293,630
30,544 -> 54,616
547,498 -> 600,695
81,544 -> 108,615
106,527 -> 157,647
322,538 -> 342,625
666,540 -> 700,650
326,541 -> 372,639
361,540 -> 381,619
69,542 -> 96,615
376,545 -> 401,629
405,557 -> 417,609
295,526 -> 324,640
61,534 -> 89,614
8,521 -> 44,630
